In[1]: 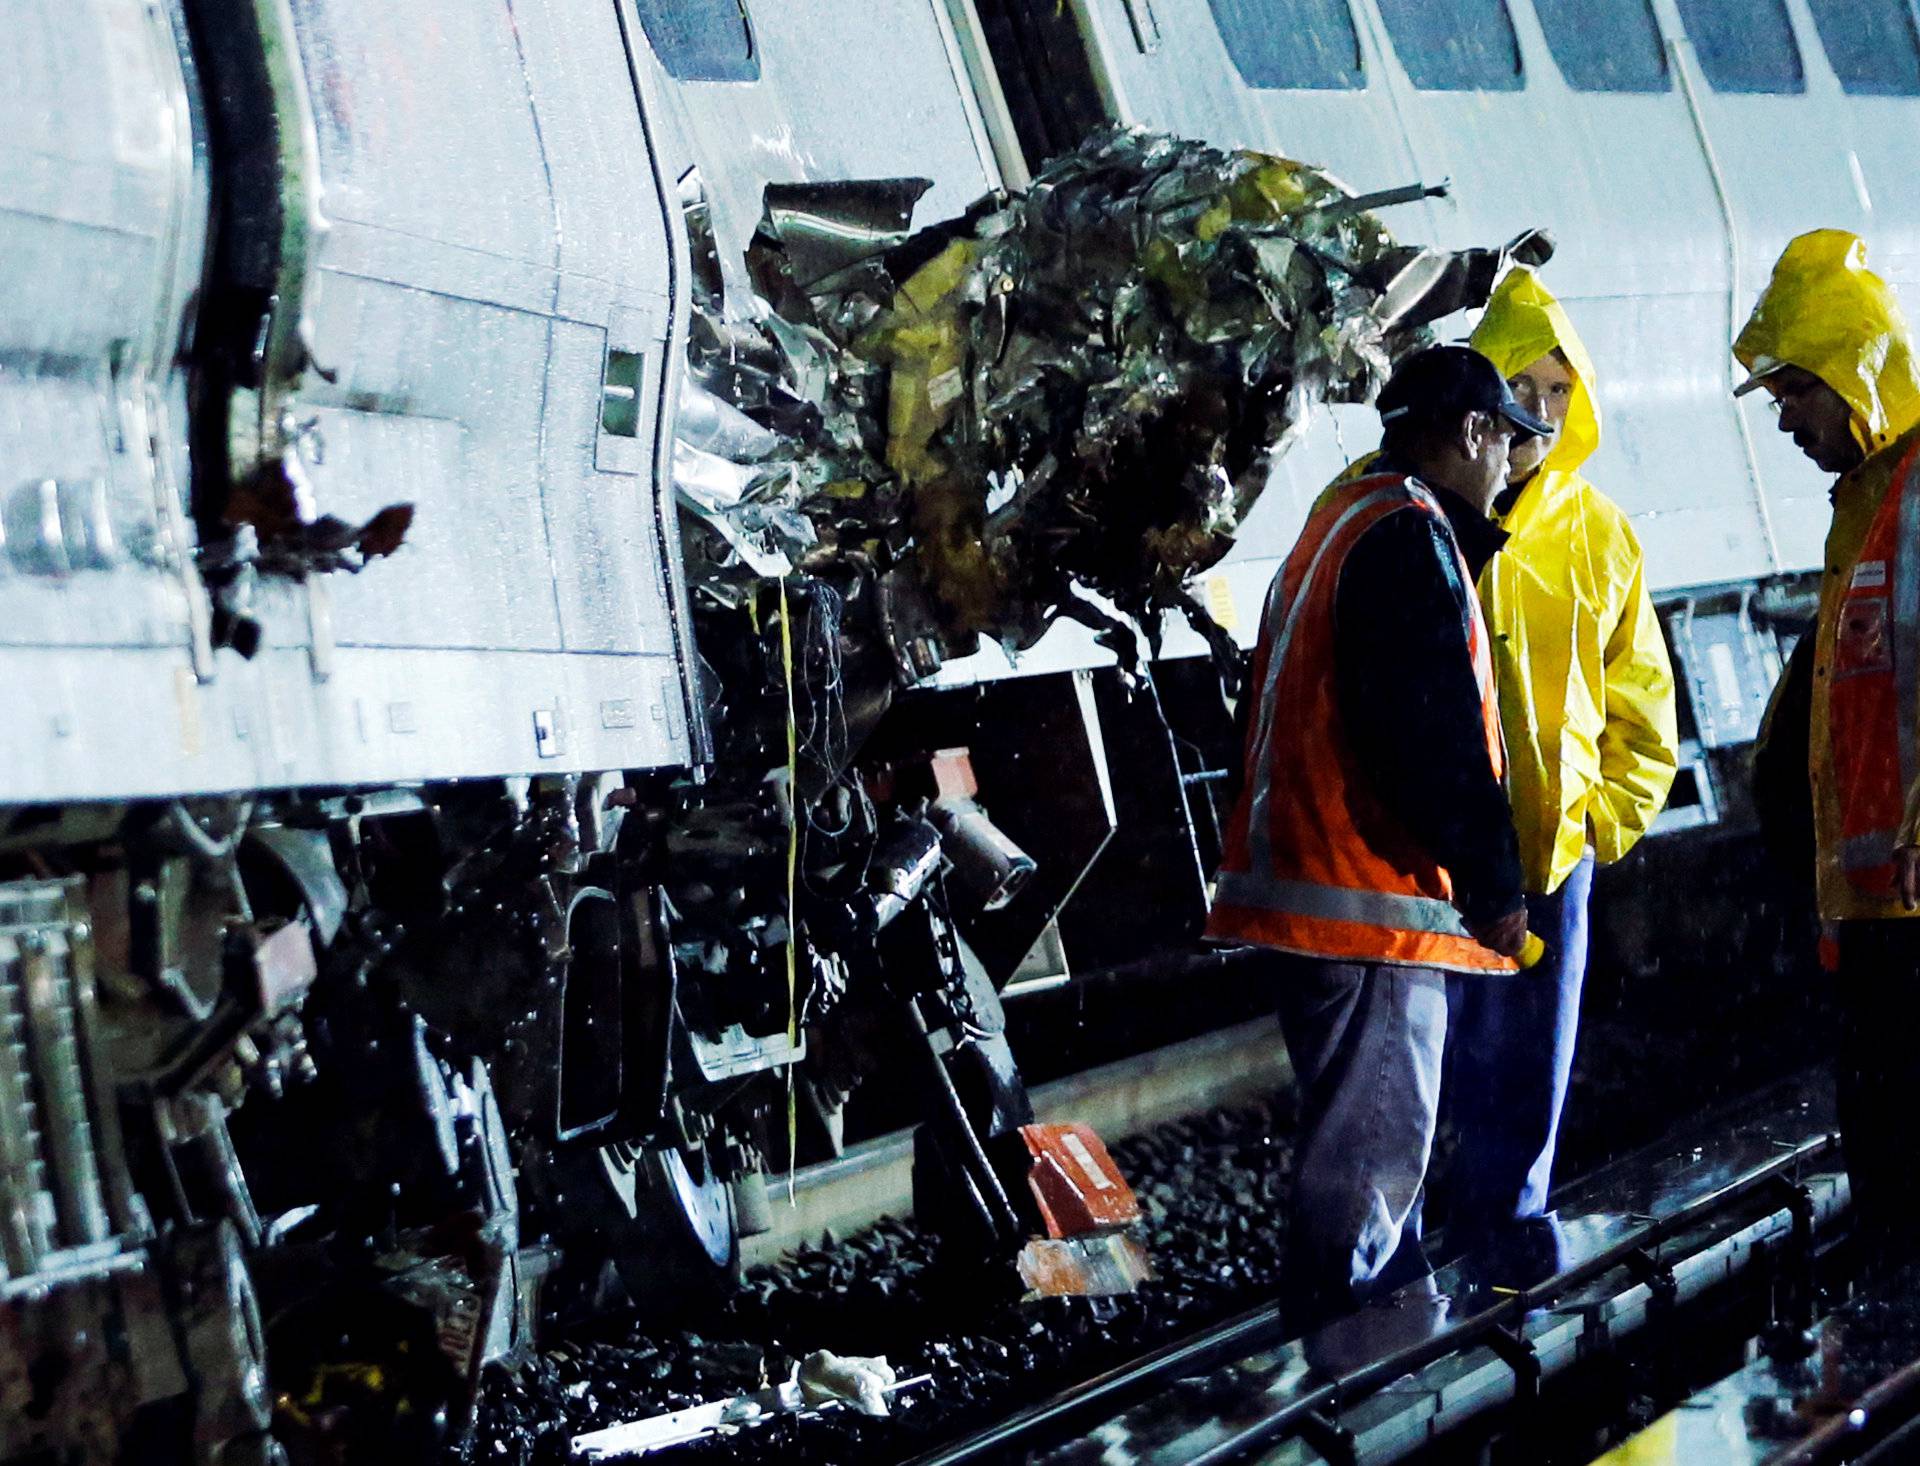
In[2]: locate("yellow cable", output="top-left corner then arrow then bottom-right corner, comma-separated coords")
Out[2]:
779,578 -> 799,1205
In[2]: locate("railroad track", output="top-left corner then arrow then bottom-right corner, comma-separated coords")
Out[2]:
745,1015 -> 1295,1267
505,1059 -> 1862,1466
487,1021 -> 1302,1463
910,1072 -> 1848,1466
1595,1255 -> 1920,1464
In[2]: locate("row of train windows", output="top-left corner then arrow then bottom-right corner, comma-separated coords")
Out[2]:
1219,0 -> 1920,95
635,0 -> 1920,99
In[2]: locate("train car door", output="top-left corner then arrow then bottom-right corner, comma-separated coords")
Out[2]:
626,0 -> 1004,306
202,0 -> 699,791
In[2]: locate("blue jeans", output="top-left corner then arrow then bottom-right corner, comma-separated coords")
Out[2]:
1444,850 -> 1595,1237
1273,954 -> 1449,1324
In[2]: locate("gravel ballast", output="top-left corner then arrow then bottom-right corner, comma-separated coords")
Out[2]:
475,1094 -> 1296,1464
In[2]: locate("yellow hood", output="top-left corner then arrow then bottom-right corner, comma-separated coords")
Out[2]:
1735,229 -> 1920,455
1468,268 -> 1677,895
1470,266 -> 1601,479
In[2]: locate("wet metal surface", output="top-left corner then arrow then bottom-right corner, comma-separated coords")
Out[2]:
1004,1073 -> 1841,1466
3,0 -> 697,808
1595,1265 -> 1920,1465
0,0 -> 207,671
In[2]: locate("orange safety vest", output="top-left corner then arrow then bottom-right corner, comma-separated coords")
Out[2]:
1206,473 -> 1518,974
1829,439 -> 1920,895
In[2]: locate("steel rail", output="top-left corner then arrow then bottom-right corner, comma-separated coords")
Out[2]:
1773,1357 -> 1920,1466
1613,1252 -> 1920,1466
903,1296 -> 1294,1466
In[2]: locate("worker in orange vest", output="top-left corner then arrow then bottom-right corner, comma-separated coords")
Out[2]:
1740,231 -> 1920,1268
1208,346 -> 1546,1323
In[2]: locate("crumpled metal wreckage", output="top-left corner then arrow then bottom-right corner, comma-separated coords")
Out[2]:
647,131 -> 1547,1328
674,127 -> 1550,678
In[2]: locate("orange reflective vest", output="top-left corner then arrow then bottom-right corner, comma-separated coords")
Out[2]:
1207,474 -> 1518,974
1828,438 -> 1920,896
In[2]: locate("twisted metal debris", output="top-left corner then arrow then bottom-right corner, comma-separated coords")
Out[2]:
674,128 -> 1547,675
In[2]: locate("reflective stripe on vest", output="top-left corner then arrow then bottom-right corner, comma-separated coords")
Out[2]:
1831,440 -> 1920,893
1844,830 -> 1898,872
1213,870 -> 1473,937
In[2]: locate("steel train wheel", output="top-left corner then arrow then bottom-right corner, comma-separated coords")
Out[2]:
597,1135 -> 739,1308
644,1142 -> 737,1271
174,1219 -> 275,1454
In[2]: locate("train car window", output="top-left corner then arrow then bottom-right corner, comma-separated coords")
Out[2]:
1375,0 -> 1522,92
1674,0 -> 1805,93
633,0 -> 759,83
1807,0 -> 1920,95
1207,0 -> 1363,90
1534,0 -> 1669,92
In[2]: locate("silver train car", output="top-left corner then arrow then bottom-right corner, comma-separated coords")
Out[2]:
0,0 -> 1879,1459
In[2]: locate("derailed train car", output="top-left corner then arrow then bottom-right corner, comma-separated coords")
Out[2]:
0,0 -> 1879,1460
0,2 -> 1328,1456
1,6 -> 700,1457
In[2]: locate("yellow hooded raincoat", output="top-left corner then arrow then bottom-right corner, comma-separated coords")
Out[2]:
1470,269 -> 1679,895
1738,229 -> 1920,922
1319,271 -> 1679,894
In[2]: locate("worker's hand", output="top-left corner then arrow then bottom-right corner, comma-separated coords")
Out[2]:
1470,904 -> 1530,958
1899,845 -> 1920,911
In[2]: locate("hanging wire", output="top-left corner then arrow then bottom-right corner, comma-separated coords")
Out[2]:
779,577 -> 800,1205
787,582 -> 880,899
795,583 -> 854,837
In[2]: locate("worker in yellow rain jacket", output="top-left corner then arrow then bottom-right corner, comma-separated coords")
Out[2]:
1448,269 -> 1678,1241
1738,230 -> 1920,1266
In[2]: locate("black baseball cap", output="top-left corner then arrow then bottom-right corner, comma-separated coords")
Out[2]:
1377,345 -> 1554,439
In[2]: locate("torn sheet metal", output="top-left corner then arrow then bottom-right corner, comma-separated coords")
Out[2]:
761,179 -> 933,291
672,128 -> 1546,672
568,1353 -> 929,1459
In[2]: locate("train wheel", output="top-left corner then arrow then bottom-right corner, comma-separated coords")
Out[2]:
172,1219 -> 274,1460
601,1137 -> 738,1309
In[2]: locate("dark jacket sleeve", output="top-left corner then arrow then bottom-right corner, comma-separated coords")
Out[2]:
1334,511 -> 1524,927
1752,630 -> 1815,886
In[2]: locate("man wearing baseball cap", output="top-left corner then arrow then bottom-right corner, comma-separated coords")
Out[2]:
1209,345 -> 1546,1322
